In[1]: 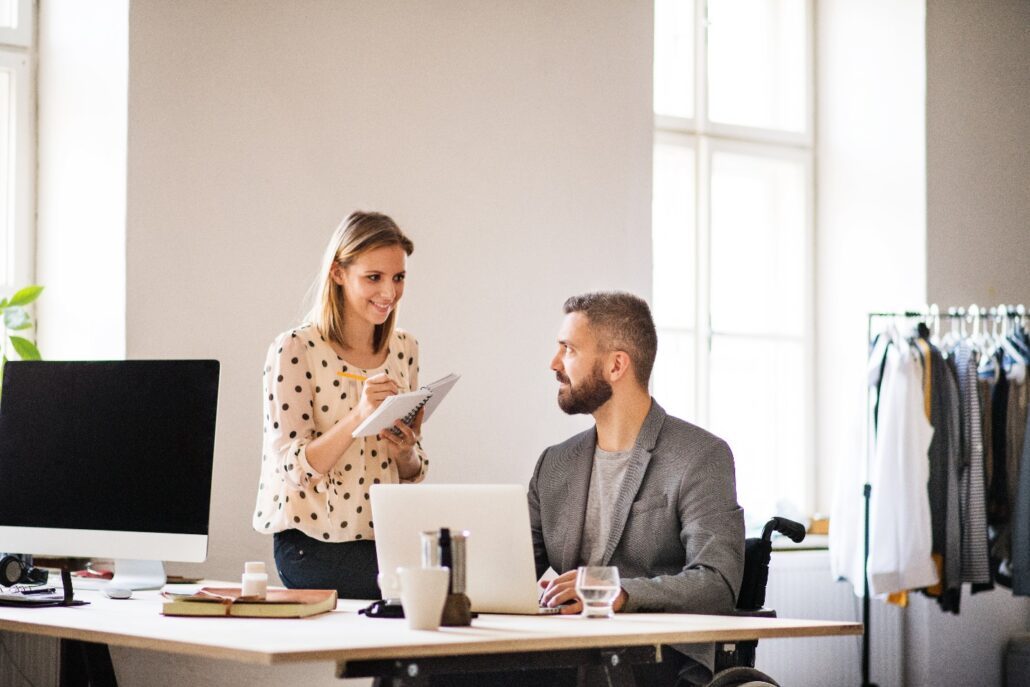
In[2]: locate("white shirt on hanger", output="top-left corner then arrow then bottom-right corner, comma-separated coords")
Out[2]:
867,339 -> 938,596
829,334 -> 888,592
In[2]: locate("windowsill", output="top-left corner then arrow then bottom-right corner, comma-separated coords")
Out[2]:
771,533 -> 828,551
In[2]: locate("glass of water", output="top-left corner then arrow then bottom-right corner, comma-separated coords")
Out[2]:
575,566 -> 621,618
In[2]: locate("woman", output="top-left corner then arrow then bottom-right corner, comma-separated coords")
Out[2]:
253,211 -> 427,599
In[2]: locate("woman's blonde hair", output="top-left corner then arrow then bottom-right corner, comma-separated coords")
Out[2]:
307,211 -> 414,352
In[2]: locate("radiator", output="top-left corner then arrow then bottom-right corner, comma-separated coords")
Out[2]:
753,548 -> 904,687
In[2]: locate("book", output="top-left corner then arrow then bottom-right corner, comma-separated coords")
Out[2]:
160,587 -> 337,618
351,372 -> 460,438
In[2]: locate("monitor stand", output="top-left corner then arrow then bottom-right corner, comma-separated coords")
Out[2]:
58,567 -> 88,606
107,559 -> 167,590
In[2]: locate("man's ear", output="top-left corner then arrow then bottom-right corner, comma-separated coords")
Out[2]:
608,351 -> 633,383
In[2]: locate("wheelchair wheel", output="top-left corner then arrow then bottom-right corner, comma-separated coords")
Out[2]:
704,666 -> 780,687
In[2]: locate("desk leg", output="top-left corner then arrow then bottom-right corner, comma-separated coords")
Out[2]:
59,639 -> 118,687
340,645 -> 658,686
576,649 -> 639,687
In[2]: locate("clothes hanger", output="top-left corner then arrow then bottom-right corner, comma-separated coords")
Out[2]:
996,305 -> 1029,366
940,307 -> 962,351
1014,304 -> 1030,347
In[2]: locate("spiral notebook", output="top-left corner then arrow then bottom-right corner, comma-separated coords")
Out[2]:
351,373 -> 460,438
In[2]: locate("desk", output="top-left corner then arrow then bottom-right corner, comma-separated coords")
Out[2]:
0,590 -> 861,686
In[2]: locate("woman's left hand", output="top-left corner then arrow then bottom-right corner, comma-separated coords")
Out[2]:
380,420 -> 419,460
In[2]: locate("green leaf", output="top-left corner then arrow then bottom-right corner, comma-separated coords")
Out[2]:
3,307 -> 31,330
0,297 -> 8,309
9,285 -> 44,307
9,336 -> 41,360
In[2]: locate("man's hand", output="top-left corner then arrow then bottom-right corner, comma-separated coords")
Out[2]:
538,570 -> 628,615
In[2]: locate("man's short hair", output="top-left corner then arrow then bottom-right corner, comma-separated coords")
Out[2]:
562,291 -> 658,387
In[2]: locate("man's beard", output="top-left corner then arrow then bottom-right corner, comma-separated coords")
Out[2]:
556,361 -> 613,415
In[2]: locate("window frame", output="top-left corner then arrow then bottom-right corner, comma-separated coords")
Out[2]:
0,0 -> 34,292
0,0 -> 32,47
653,0 -> 816,517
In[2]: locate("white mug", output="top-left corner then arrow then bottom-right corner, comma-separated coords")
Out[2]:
397,566 -> 449,631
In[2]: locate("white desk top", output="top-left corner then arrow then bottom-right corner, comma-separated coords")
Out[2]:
0,589 -> 861,666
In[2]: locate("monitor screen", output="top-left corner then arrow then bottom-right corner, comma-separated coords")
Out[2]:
0,360 -> 219,563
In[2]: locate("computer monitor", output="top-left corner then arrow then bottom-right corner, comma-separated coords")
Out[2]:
0,360 -> 219,590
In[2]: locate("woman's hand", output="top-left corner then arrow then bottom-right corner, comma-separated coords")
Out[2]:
355,373 -> 398,420
380,420 -> 419,461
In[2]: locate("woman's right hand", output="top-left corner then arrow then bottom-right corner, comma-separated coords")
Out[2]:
355,373 -> 398,420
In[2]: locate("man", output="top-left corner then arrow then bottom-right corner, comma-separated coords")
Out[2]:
530,291 -> 745,686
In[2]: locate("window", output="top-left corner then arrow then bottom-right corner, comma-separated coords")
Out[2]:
0,0 -> 33,291
652,0 -> 814,529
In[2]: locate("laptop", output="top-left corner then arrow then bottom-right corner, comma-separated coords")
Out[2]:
370,484 -> 559,615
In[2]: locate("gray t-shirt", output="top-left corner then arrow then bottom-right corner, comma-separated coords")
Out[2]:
579,446 -> 634,566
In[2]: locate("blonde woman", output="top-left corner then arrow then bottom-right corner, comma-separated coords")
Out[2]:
253,211 -> 427,598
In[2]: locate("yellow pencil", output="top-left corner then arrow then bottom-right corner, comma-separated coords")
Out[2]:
337,372 -> 368,382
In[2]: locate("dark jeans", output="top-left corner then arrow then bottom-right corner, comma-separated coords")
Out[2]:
273,529 -> 380,599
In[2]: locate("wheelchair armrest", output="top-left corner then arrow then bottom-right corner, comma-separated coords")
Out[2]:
727,608 -> 777,619
715,610 -> 776,672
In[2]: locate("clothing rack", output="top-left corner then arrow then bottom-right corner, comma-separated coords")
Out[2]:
862,305 -> 1027,687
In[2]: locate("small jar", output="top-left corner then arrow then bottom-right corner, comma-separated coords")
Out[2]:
242,561 -> 268,599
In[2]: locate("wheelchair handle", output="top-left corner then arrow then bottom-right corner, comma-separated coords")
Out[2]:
761,517 -> 806,544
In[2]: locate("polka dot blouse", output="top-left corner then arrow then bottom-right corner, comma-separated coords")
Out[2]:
252,323 -> 428,543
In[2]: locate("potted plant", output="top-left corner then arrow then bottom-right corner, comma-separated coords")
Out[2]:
0,284 -> 43,396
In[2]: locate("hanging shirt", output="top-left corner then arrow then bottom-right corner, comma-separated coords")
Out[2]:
867,339 -> 938,596
830,335 -> 890,593
932,348 -> 964,613
1013,376 -> 1030,595
954,343 -> 992,585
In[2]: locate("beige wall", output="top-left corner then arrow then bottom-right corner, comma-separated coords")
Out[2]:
926,0 -> 1030,308
124,0 -> 652,585
905,2 -> 1030,686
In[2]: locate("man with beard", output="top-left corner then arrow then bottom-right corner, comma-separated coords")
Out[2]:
529,291 -> 745,686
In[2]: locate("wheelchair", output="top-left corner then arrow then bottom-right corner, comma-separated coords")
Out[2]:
704,516 -> 808,687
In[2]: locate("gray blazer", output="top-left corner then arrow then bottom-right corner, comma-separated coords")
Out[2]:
528,400 -> 745,615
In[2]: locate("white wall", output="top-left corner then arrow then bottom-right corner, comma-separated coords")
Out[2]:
816,0 -> 927,514
124,0 -> 652,584
110,6 -> 650,685
816,3 -> 925,684
926,0 -> 1030,307
36,0 -> 128,359
30,1 -> 1029,685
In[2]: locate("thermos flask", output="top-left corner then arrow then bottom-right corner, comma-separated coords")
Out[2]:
420,528 -> 472,625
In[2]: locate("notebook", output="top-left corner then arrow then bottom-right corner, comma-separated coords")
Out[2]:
160,587 -> 337,618
370,484 -> 560,615
351,373 -> 460,438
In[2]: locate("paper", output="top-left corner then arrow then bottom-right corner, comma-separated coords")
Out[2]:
350,373 -> 460,438
351,391 -> 432,438
420,373 -> 460,422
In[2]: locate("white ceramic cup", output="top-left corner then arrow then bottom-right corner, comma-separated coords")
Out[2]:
397,566 -> 449,630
